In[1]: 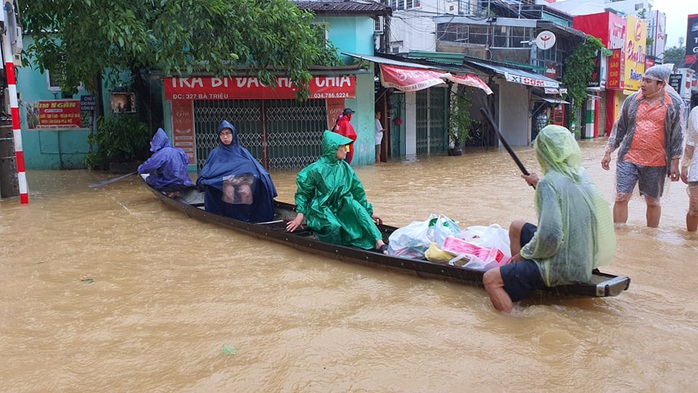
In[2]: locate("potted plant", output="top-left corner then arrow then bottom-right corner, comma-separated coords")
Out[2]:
84,114 -> 150,172
448,88 -> 473,156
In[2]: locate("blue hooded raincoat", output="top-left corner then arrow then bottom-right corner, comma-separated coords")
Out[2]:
196,120 -> 278,222
137,128 -> 193,191
294,131 -> 383,250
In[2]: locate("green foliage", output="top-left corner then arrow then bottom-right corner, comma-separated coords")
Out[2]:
84,115 -> 150,168
561,36 -> 604,123
448,88 -> 473,148
21,0 -> 340,98
663,46 -> 686,66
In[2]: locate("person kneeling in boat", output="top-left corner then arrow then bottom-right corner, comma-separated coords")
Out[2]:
196,120 -> 278,223
138,128 -> 194,195
483,125 -> 616,312
286,131 -> 388,254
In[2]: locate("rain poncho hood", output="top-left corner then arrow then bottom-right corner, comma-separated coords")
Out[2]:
137,128 -> 193,191
643,64 -> 673,82
533,125 -> 583,181
293,131 -> 382,249
196,120 -> 277,222
521,125 -> 615,286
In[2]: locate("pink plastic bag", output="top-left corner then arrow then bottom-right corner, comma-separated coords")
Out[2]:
442,237 -> 507,265
442,224 -> 511,271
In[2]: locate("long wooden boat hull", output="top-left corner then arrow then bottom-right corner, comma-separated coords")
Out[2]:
147,185 -> 630,298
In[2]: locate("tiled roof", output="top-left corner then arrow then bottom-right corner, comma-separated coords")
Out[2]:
295,0 -> 391,16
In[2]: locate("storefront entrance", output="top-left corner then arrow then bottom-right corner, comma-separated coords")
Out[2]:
193,99 -> 328,170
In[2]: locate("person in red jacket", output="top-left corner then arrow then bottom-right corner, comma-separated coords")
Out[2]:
333,107 -> 357,163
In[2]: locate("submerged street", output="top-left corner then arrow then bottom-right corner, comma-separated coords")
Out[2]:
1,139 -> 696,391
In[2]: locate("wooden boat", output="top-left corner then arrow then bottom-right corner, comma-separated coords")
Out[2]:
146,184 -> 630,298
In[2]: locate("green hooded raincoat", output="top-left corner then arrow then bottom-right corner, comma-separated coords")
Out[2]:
294,131 -> 383,250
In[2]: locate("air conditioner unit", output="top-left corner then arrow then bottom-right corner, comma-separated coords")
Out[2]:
374,16 -> 384,35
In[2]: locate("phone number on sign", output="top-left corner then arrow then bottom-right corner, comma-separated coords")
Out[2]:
311,92 -> 350,99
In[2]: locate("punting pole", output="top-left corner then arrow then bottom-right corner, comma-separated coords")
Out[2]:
1,5 -> 28,204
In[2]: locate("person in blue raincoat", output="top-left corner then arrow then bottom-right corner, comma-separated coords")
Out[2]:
196,120 -> 277,223
286,131 -> 388,253
138,128 -> 194,192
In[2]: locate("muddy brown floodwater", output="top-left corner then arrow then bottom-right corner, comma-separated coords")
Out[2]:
1,139 -> 696,392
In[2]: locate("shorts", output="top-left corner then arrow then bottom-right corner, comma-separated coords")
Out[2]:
616,160 -> 667,199
499,222 -> 545,302
520,222 -> 537,247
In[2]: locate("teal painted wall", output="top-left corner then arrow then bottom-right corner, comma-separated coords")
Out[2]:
316,16 -> 376,63
16,37 -> 93,169
344,71 -> 377,166
314,15 -> 377,164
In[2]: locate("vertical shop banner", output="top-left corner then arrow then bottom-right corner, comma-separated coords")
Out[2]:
652,11 -> 667,60
31,100 -> 82,129
624,16 -> 647,93
326,99 -> 345,130
686,14 -> 698,65
171,100 -> 196,165
668,74 -> 682,93
607,49 -> 624,90
590,53 -> 601,87
608,12 -> 626,50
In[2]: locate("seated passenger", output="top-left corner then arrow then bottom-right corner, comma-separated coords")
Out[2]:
138,128 -> 194,193
483,125 -> 616,312
286,130 -> 387,253
196,120 -> 278,222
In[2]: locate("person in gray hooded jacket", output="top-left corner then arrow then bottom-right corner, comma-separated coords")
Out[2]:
601,64 -> 684,227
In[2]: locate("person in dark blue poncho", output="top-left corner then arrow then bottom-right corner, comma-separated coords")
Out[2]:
138,128 -> 194,192
196,120 -> 278,222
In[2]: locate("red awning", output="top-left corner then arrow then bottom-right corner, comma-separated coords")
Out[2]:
380,65 -> 448,92
380,65 -> 492,95
445,74 -> 493,95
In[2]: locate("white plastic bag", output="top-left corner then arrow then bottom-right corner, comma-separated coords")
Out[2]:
430,214 -> 461,249
387,214 -> 460,258
387,214 -> 437,258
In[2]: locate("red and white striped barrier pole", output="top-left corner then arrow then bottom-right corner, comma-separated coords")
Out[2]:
1,10 -> 28,204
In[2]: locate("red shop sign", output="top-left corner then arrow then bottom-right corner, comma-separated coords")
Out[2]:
164,76 -> 356,100
33,100 -> 82,128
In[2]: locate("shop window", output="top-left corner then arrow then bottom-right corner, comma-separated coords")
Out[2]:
46,70 -> 64,92
468,25 -> 489,45
391,0 -> 419,10
46,70 -> 83,94
110,92 -> 136,113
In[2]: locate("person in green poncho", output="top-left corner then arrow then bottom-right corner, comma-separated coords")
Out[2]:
286,131 -> 388,253
483,125 -> 616,312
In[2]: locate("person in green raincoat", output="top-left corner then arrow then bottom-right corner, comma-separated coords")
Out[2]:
286,131 -> 388,253
483,125 -> 616,312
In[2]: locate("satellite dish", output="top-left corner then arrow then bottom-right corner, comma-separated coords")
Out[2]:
535,31 -> 556,50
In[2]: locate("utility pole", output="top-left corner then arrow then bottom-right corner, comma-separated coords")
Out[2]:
0,0 -> 27,204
